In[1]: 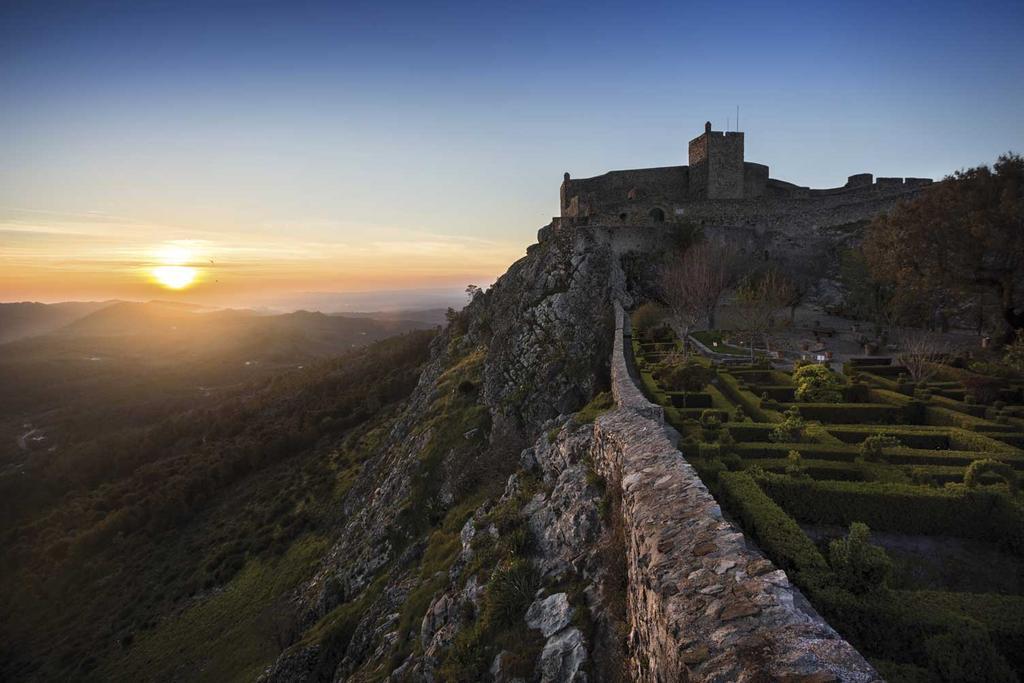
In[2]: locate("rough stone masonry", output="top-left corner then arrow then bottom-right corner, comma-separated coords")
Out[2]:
588,303 -> 879,682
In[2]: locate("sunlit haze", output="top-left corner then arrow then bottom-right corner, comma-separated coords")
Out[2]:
2,0 -> 1022,307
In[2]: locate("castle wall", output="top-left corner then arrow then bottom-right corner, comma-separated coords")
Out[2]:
591,302 -> 880,681
560,166 -> 688,223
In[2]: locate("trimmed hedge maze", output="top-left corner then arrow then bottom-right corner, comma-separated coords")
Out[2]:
631,324 -> 1024,682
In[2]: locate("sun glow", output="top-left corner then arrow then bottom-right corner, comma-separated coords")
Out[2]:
152,265 -> 197,289
150,243 -> 199,289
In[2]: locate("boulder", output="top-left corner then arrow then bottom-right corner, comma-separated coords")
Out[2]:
539,627 -> 587,683
526,593 -> 572,637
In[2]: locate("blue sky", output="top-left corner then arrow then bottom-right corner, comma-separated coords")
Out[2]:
1,0 -> 1022,303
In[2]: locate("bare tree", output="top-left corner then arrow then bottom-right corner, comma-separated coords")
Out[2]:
780,242 -> 829,322
659,243 -> 736,350
895,327 -> 947,382
734,269 -> 794,359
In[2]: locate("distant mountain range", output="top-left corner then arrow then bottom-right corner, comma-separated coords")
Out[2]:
0,299 -> 446,345
0,301 -> 119,343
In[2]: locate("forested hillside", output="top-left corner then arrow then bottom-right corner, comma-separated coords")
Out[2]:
0,330 -> 436,681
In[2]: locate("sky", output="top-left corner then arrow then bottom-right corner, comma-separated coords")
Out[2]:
1,0 -> 1022,307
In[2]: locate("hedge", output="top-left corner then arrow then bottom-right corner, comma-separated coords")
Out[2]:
858,372 -> 913,394
782,402 -> 901,424
666,392 -> 712,408
756,474 -> 1024,553
759,385 -> 796,402
925,405 -> 1002,431
856,364 -> 910,378
716,471 -> 829,577
810,586 -> 1016,677
736,442 -> 860,462
930,393 -> 987,417
729,369 -> 782,385
733,441 -> 1024,470
948,428 -> 1020,454
846,358 -> 894,368
910,591 -> 1024,671
715,374 -> 778,423
867,388 -> 927,423
884,447 -> 1024,470
990,432 -> 1024,449
721,422 -> 778,441
827,426 -> 951,450
756,458 -> 866,482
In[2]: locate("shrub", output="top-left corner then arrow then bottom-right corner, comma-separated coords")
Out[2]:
732,406 -> 747,422
482,559 -> 540,630
699,409 -> 721,441
827,522 -> 892,594
793,364 -> 843,403
769,407 -> 805,443
784,449 -> 807,477
653,361 -> 713,392
964,458 -> 1019,494
858,434 -> 901,463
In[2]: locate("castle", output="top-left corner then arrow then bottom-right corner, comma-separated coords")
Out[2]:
556,121 -> 932,230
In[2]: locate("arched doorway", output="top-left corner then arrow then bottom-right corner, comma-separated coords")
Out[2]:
648,207 -> 665,223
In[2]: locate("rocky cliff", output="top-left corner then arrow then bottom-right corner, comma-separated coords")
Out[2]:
259,222 -> 873,682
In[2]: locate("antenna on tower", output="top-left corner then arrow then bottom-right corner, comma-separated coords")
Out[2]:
736,105 -> 740,131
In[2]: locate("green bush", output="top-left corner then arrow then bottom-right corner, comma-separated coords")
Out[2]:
769,407 -> 805,443
827,522 -> 892,594
793,364 -> 843,403
859,434 -> 901,463
964,458 -> 1019,494
785,450 -> 806,478
653,361 -> 714,392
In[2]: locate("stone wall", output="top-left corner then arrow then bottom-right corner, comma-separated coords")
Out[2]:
589,302 -> 880,682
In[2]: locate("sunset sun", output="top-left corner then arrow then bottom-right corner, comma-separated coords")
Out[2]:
152,265 -> 197,289
151,244 -> 199,289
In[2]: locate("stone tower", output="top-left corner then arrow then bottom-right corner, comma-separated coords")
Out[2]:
688,121 -> 745,200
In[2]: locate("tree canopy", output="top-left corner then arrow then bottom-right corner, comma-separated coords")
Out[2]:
864,153 -> 1024,338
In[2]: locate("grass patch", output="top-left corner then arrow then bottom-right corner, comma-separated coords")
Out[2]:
102,535 -> 329,683
573,391 -> 614,425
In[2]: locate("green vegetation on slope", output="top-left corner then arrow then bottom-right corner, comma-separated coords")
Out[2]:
0,330 -> 436,682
